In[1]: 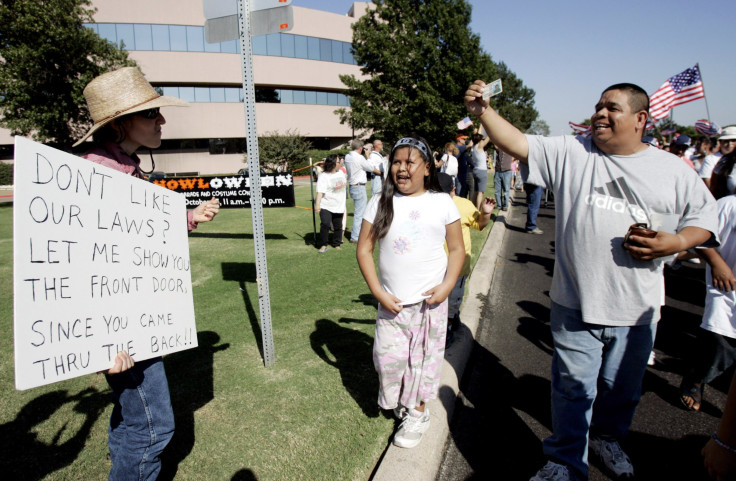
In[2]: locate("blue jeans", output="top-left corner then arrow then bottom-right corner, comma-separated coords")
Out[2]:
371,175 -> 383,197
448,275 -> 467,319
106,357 -> 175,481
349,184 -> 367,242
543,302 -> 656,481
494,170 -> 512,209
525,185 -> 543,230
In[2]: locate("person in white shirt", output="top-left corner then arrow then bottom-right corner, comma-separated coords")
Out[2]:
315,154 -> 348,253
345,139 -> 380,242
701,126 -> 736,189
369,139 -> 387,197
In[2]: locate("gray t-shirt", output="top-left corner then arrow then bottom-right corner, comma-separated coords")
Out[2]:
524,134 -> 718,326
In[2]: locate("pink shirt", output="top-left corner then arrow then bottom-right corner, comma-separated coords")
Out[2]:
83,142 -> 197,230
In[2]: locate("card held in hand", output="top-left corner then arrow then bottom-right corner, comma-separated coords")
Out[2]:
482,79 -> 503,100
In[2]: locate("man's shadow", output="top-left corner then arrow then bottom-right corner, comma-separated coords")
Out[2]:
310,318 -> 380,417
0,388 -> 108,480
159,331 -> 229,480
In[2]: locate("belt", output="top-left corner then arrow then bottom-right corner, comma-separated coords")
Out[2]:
351,183 -> 366,186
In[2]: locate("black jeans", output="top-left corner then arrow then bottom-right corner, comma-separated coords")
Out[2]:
319,209 -> 343,247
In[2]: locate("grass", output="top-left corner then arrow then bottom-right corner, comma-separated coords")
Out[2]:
0,182 -> 495,480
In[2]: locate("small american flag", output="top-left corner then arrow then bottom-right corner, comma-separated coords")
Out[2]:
649,65 -> 705,120
569,121 -> 591,137
661,127 -> 676,136
695,119 -> 722,137
456,116 -> 473,130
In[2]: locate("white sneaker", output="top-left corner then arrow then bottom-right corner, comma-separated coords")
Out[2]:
529,461 -> 571,481
589,437 -> 634,479
392,407 -> 430,448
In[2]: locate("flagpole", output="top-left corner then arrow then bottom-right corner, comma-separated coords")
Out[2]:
697,63 -> 713,122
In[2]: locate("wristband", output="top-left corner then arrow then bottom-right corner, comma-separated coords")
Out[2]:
712,433 -> 736,453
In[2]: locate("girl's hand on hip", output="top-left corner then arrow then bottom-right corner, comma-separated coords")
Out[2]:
376,291 -> 403,314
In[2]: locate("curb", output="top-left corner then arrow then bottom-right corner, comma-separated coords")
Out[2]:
371,205 -> 511,480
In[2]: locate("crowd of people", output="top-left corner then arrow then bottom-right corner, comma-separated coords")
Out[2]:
63,65 -> 736,481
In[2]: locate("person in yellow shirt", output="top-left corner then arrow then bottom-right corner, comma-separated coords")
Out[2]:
438,172 -> 495,345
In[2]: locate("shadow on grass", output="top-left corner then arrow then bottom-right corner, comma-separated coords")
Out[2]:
231,468 -> 259,480
310,318 -> 380,418
159,331 -> 230,481
189,232 -> 287,240
221,262 -> 263,359
0,388 -> 108,480
353,293 -> 378,308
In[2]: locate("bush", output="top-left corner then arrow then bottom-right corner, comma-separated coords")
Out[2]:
256,130 -> 312,172
0,163 -> 13,185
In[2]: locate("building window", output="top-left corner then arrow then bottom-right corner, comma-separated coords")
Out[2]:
86,23 -> 357,65
152,24 -> 170,50
153,85 -> 349,106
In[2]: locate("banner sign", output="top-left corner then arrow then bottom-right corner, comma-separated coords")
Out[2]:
153,173 -> 295,208
13,137 -> 197,390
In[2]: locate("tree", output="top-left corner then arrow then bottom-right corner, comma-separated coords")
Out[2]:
526,120 -> 550,136
256,130 -> 312,172
337,0 -> 537,149
0,0 -> 135,149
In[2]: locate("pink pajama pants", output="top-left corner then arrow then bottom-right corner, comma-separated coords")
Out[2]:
373,300 -> 447,410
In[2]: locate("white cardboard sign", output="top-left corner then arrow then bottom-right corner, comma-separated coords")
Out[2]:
13,137 -> 197,390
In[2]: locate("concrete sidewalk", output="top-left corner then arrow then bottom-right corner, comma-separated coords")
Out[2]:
371,196 -> 514,480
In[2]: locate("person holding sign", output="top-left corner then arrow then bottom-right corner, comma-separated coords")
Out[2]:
73,67 -> 220,481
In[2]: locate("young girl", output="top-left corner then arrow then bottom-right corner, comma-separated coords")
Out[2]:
356,136 -> 464,449
315,154 -> 347,252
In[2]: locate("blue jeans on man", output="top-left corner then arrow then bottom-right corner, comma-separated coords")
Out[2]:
543,302 -> 656,480
349,184 -> 367,242
525,184 -> 543,231
106,357 -> 175,481
371,175 -> 382,198
494,170 -> 513,209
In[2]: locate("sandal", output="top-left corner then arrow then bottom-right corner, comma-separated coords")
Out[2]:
679,382 -> 703,412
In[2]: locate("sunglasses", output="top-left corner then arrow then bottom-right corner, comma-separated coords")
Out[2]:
135,107 -> 160,119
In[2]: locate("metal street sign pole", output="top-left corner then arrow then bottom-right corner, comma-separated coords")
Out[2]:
237,0 -> 275,367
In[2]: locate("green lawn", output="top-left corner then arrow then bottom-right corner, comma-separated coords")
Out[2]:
0,182 -> 494,480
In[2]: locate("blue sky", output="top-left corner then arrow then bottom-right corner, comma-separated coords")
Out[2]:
293,0 -> 735,135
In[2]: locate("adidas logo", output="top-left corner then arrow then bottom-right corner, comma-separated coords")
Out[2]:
584,177 -> 648,222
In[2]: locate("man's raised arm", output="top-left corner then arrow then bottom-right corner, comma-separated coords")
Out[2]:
465,80 -> 530,163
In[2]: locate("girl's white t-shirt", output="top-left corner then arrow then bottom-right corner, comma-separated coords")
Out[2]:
363,191 -> 460,305
316,170 -> 347,213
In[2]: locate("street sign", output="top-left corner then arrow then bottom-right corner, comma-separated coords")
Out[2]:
203,0 -> 291,18
250,6 -> 293,37
203,0 -> 237,19
204,14 -> 239,43
204,2 -> 293,42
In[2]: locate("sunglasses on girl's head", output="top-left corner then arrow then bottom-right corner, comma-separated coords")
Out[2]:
135,107 -> 160,119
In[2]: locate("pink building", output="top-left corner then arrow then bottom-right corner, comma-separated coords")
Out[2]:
1,0 -> 370,175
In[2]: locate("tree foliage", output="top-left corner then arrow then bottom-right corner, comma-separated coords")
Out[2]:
0,0 -> 135,149
256,130 -> 312,172
526,119 -> 550,136
337,0 -> 538,149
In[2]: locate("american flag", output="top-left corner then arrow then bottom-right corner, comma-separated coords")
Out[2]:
661,127 -> 676,136
456,116 -> 473,130
649,65 -> 705,120
695,119 -> 722,137
568,121 -> 591,137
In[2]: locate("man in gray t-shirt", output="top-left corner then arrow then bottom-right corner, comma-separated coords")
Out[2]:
465,81 -> 717,481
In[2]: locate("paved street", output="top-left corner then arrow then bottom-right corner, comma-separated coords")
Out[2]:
437,190 -> 729,481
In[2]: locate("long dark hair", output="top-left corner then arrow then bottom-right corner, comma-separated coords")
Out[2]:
710,152 -> 736,200
369,135 -> 441,241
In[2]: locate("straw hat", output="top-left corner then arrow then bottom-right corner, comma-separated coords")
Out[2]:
73,67 -> 188,147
